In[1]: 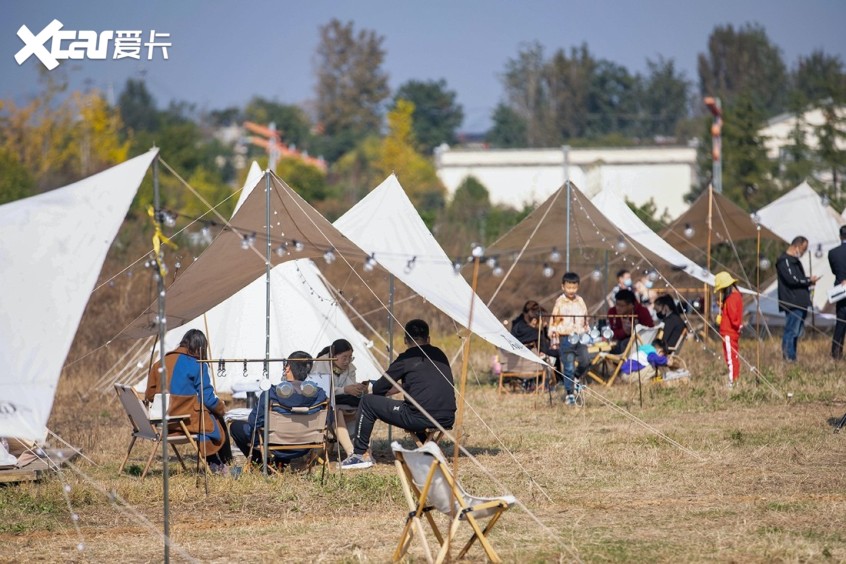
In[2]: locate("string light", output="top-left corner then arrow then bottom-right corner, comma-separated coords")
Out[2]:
758,255 -> 771,270
241,232 -> 256,250
647,270 -> 658,282
275,243 -> 288,257
323,248 -> 336,264
452,259 -> 463,275
590,267 -> 602,281
485,256 -> 497,269
404,256 -> 416,274
292,240 -> 305,252
542,263 -> 554,278
363,253 -> 377,272
492,265 -> 504,277
471,244 -> 485,258
615,236 -> 628,253
683,223 -> 695,238
550,247 -> 562,263
814,244 -> 824,259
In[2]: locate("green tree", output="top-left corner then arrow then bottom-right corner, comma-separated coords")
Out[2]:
639,57 -> 690,139
314,19 -> 389,162
277,156 -> 329,202
487,103 -> 527,147
378,100 -> 445,226
244,97 -> 312,150
393,79 -> 464,154
501,42 -> 556,146
722,95 -> 778,210
814,100 -> 846,198
445,175 -> 492,243
0,147 -> 35,204
697,24 -> 788,116
625,197 -> 669,232
791,50 -> 846,105
546,44 -> 595,140
780,95 -> 815,188
118,79 -> 160,134
586,60 -> 638,137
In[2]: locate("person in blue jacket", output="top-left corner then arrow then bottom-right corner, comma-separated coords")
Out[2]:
230,350 -> 327,465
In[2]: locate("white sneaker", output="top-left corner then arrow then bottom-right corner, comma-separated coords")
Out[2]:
340,453 -> 374,470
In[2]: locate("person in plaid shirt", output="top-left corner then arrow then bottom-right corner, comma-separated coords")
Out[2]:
548,272 -> 590,405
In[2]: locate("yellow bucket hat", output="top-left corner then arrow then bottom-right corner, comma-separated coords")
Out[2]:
714,271 -> 738,292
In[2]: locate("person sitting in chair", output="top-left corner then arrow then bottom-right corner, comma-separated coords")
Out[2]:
653,294 -> 686,352
230,350 -> 327,465
145,329 -> 232,475
341,319 -> 456,470
310,338 -> 365,459
608,289 -> 654,354
510,300 -> 552,354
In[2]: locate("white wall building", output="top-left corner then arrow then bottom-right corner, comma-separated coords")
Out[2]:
760,106 -> 846,161
435,145 -> 697,219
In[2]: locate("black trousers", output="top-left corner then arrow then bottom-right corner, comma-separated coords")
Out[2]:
352,395 -> 453,455
833,301 -> 846,359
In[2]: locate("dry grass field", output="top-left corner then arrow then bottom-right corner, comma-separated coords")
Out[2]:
3,332 -> 846,563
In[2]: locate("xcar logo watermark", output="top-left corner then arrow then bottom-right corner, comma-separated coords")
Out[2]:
15,19 -> 171,70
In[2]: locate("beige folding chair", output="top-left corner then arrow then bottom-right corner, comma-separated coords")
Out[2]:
497,349 -> 548,396
392,441 -> 516,563
586,323 -> 663,387
113,383 -> 209,478
250,399 -> 329,479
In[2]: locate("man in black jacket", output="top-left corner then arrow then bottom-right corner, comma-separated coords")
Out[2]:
342,319 -> 456,470
776,236 -> 819,361
828,226 -> 846,359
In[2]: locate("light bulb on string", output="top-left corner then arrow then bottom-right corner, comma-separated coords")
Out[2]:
814,244 -> 824,259
323,249 -> 336,264
550,247 -> 561,263
404,256 -> 417,274
758,255 -> 771,270
683,223 -> 695,238
492,265 -> 504,277
485,256 -> 497,269
275,243 -> 287,257
241,232 -> 256,250
471,243 -> 485,258
647,270 -> 659,282
201,225 -> 211,239
590,267 -> 602,281
163,211 -> 176,228
292,240 -> 305,252
542,263 -> 554,278
615,236 -> 628,253
363,253 -> 377,272
452,259 -> 463,275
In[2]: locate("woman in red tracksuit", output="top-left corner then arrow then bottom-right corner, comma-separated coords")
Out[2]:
715,271 -> 743,386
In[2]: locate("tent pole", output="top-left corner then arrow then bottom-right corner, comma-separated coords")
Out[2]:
755,225 -> 761,386
153,157 -> 171,564
387,274 -> 395,443
450,255 -> 480,559
565,180 -> 571,271
452,257 -> 480,474
809,254 -> 816,329
203,313 -> 215,389
262,171 -> 272,476
704,186 -> 714,344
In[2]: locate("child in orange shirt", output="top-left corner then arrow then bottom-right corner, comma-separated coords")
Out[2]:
715,271 -> 743,387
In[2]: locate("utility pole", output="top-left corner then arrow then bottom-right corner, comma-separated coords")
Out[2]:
704,97 -> 722,194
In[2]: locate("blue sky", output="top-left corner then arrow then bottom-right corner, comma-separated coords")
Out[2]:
3,0 -> 845,131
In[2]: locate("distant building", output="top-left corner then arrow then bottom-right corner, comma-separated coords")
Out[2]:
434,145 -> 697,219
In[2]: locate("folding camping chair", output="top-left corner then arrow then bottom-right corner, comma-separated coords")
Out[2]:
586,323 -> 663,387
655,327 -> 691,383
249,399 -> 329,479
497,349 -> 548,396
114,383 -> 211,478
391,441 -> 516,563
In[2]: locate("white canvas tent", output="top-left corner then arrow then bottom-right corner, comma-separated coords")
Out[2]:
127,162 -> 384,393
591,190 -> 716,286
749,181 -> 843,324
334,174 -> 541,363
0,149 -> 158,442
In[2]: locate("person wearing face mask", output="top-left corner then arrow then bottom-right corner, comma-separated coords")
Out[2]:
606,269 -> 633,307
653,294 -> 686,352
